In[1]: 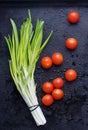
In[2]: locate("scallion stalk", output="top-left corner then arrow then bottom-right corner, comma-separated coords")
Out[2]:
5,10 -> 53,126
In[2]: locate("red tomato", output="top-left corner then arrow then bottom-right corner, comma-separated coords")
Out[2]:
52,52 -> 63,65
42,94 -> 54,106
68,11 -> 80,24
42,82 -> 54,93
65,69 -> 77,81
52,89 -> 64,100
41,56 -> 52,69
66,38 -> 78,50
52,78 -> 64,89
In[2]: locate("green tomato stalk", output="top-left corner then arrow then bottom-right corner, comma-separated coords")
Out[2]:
5,10 -> 53,126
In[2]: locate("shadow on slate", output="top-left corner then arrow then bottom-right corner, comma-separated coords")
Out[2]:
0,1 -> 88,130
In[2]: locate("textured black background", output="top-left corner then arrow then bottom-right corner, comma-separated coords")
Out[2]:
0,2 -> 88,130
0,0 -> 88,3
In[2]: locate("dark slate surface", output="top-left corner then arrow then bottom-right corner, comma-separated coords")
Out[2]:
0,0 -> 83,2
0,0 -> 87,3
0,3 -> 88,130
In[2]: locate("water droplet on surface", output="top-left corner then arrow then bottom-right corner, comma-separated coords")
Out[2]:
72,62 -> 76,66
71,54 -> 74,58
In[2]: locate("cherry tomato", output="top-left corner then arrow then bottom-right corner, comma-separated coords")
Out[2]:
66,38 -> 78,50
68,11 -> 80,24
52,89 -> 64,100
41,56 -> 52,69
52,52 -> 63,65
65,69 -> 77,81
42,94 -> 54,106
52,78 -> 64,89
42,82 -> 54,93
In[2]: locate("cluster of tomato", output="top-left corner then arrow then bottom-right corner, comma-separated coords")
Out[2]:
41,78 -> 64,106
41,11 -> 80,106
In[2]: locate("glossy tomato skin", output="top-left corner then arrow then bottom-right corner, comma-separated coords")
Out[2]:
68,11 -> 80,24
52,52 -> 63,65
65,69 -> 77,81
42,94 -> 54,106
42,82 -> 54,93
52,89 -> 64,100
41,56 -> 52,69
66,38 -> 78,50
52,78 -> 64,89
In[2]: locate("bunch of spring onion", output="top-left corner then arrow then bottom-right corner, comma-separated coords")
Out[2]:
5,10 -> 53,126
